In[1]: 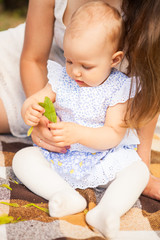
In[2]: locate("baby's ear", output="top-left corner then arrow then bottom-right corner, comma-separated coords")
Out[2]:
111,51 -> 124,67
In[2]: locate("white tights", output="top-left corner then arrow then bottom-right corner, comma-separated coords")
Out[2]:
12,146 -> 149,239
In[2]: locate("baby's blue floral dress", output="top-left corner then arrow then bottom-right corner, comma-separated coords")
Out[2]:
40,61 -> 141,189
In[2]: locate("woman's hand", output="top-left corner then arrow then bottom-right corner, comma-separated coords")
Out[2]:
142,175 -> 160,201
31,116 -> 68,153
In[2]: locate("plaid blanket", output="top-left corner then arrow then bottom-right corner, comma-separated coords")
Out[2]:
0,134 -> 160,240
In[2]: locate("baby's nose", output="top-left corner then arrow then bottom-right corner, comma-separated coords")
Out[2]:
72,68 -> 81,77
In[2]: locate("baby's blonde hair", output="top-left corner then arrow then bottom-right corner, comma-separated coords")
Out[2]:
65,1 -> 124,51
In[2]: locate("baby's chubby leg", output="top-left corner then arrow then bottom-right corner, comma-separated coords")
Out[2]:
12,147 -> 86,217
86,161 -> 149,239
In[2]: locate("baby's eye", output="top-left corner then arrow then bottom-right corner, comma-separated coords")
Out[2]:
82,65 -> 93,70
66,60 -> 72,64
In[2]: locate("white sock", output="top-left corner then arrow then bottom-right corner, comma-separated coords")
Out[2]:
86,161 -> 149,239
49,190 -> 87,217
86,206 -> 120,240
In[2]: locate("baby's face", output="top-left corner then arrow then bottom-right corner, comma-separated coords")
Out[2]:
63,27 -> 115,87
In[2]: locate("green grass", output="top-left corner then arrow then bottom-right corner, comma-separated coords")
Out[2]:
0,8 -> 26,31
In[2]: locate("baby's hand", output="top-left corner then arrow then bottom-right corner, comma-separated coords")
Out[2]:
48,122 -> 79,147
24,103 -> 45,126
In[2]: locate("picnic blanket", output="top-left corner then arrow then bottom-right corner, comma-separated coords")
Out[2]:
0,134 -> 160,240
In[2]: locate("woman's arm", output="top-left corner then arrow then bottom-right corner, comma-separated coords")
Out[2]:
20,0 -> 67,152
137,114 -> 160,200
48,101 -> 128,150
20,0 -> 55,97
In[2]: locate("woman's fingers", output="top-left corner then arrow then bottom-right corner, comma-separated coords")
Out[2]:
142,174 -> 160,201
31,116 -> 68,153
34,136 -> 67,152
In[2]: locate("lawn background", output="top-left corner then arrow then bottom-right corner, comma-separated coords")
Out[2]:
0,0 -> 28,31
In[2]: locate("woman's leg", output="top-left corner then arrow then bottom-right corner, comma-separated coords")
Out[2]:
0,99 -> 10,133
12,146 -> 87,217
86,161 -> 149,239
137,114 -> 160,201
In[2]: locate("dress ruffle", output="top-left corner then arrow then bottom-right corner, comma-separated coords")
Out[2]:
40,146 -> 141,189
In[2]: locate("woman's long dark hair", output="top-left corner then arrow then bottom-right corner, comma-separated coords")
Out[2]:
122,0 -> 160,128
